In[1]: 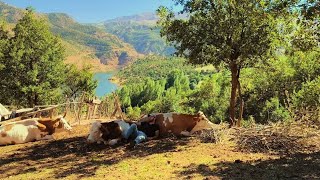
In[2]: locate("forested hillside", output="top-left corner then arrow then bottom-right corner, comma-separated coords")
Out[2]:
100,13 -> 179,55
47,13 -> 140,66
0,2 -> 141,70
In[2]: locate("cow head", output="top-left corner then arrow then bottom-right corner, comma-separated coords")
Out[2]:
191,111 -> 214,133
87,121 -> 102,143
54,113 -> 72,132
138,113 -> 158,125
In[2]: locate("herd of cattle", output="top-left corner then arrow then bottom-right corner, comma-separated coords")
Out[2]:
0,111 -> 214,146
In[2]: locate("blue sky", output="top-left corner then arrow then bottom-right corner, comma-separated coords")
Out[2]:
1,0 -> 180,23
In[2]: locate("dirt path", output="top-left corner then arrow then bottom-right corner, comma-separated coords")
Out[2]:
1,125 -> 319,180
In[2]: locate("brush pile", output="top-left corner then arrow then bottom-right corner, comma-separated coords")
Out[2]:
235,121 -> 320,154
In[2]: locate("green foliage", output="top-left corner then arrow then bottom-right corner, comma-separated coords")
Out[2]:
292,76 -> 320,111
0,10 -> 65,106
186,71 -> 230,123
64,65 -> 98,99
0,11 -> 97,107
126,106 -> 142,120
118,48 -> 320,124
157,0 -> 275,66
0,21 -> 8,72
261,97 -> 291,122
241,47 -> 320,123
117,55 -> 204,84
157,0 -> 281,126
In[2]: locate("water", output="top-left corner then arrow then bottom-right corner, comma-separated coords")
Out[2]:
94,72 -> 118,98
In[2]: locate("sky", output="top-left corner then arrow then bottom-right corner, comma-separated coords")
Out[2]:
1,0 -> 180,23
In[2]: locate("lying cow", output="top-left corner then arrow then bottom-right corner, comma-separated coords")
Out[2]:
139,111 -> 214,136
0,114 -> 72,145
87,120 -> 132,145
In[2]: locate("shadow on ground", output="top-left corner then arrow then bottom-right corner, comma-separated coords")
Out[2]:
0,135 -> 190,179
177,151 -> 320,180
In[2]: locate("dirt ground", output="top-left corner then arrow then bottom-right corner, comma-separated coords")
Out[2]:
1,124 -> 320,180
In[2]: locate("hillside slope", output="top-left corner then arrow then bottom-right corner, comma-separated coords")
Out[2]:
0,2 -> 141,71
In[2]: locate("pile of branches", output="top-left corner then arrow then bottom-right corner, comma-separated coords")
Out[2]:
235,121 -> 320,154
196,123 -> 231,144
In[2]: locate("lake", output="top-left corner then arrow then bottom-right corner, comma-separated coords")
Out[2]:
94,72 -> 118,98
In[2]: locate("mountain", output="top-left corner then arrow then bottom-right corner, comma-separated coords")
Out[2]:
99,12 -> 180,56
0,2 -> 141,71
46,13 -> 141,66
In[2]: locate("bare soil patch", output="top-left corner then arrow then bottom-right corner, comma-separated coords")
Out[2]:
0,123 -> 319,179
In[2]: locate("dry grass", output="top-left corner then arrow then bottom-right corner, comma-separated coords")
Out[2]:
1,122 -> 320,180
64,52 -> 116,73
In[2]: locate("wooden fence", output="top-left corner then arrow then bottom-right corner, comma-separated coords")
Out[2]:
0,92 -> 125,126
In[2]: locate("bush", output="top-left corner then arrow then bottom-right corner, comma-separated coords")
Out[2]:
126,106 -> 141,120
261,97 -> 291,122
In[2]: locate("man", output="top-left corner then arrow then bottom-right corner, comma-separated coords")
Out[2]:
123,118 -> 160,149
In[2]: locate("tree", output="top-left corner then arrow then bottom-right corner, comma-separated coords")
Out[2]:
64,65 -> 98,100
157,0 -> 276,126
0,9 -> 65,107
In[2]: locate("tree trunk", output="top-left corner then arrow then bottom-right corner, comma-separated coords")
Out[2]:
229,62 -> 238,127
237,68 -> 244,127
34,93 -> 38,106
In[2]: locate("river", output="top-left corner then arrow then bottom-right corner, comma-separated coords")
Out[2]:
94,72 -> 118,98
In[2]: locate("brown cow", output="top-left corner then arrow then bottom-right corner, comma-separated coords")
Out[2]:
139,111 -> 214,136
0,114 -> 72,145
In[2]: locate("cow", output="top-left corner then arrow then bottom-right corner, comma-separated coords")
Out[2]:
87,120 -> 132,146
138,111 -> 214,136
0,113 -> 72,145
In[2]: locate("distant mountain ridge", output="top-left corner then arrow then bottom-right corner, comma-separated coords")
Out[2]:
104,12 -> 159,24
103,12 -> 186,24
100,12 -> 182,56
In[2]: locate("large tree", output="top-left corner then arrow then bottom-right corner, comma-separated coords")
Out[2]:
157,0 -> 278,126
0,9 -> 65,107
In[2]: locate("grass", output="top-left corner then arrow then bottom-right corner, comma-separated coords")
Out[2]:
0,124 -> 320,179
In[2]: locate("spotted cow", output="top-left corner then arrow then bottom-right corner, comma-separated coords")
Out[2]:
87,120 -> 132,146
0,114 -> 72,145
139,111 -> 214,136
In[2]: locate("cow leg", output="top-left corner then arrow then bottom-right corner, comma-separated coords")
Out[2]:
180,131 -> 191,136
39,135 -> 54,140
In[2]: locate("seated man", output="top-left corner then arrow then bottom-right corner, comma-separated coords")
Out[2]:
123,120 -> 160,149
